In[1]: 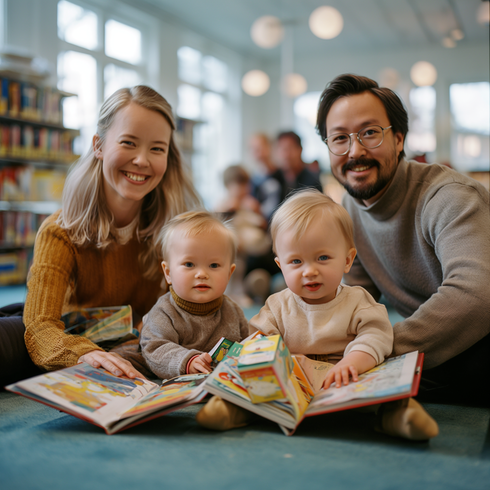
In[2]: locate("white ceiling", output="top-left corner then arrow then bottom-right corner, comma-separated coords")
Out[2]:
138,0 -> 489,59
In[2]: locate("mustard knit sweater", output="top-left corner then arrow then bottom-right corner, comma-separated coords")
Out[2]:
24,211 -> 162,371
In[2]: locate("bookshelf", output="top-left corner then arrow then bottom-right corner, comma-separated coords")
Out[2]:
0,76 -> 80,285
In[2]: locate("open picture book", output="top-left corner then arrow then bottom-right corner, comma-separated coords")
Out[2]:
204,345 -> 423,436
6,333 -> 422,436
6,364 -> 208,434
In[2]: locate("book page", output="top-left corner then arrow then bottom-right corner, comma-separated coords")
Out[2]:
8,363 -> 157,428
293,355 -> 334,394
306,351 -> 419,415
121,373 -> 208,418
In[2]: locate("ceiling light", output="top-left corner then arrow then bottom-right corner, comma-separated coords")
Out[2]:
451,28 -> 464,41
477,1 -> 490,25
442,37 -> 456,48
309,6 -> 343,40
251,16 -> 284,48
282,73 -> 307,97
410,61 -> 438,86
242,70 -> 270,96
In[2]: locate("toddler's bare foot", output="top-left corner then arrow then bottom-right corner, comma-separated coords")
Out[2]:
376,398 -> 439,441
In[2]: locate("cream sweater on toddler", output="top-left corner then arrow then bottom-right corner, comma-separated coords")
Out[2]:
249,284 -> 393,365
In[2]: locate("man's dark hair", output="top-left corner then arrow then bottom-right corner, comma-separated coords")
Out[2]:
316,74 -> 409,160
277,131 -> 302,148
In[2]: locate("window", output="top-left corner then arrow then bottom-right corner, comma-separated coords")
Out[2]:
105,20 -> 142,65
407,86 -> 436,159
450,82 -> 490,171
104,64 -> 142,100
293,92 -> 330,168
57,1 -> 149,150
177,46 -> 230,207
57,0 -> 98,50
57,51 -> 97,155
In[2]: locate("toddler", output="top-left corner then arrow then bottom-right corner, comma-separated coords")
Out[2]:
140,210 -> 249,379
198,190 -> 438,440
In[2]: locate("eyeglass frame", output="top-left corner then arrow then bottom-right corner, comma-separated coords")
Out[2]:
323,125 -> 393,156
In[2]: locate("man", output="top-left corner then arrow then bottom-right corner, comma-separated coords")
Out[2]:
249,132 -> 287,221
275,131 -> 322,195
316,73 -> 490,405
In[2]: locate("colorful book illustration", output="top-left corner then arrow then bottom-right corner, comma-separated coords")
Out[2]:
205,346 -> 422,435
62,305 -> 134,346
6,364 -> 208,435
208,337 -> 236,366
5,332 -> 422,437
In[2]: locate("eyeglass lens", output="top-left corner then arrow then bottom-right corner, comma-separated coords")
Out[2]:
327,126 -> 385,155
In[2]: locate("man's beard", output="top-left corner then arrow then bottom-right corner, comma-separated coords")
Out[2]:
340,157 -> 396,201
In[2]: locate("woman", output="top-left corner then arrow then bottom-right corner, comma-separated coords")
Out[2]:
1,86 -> 201,386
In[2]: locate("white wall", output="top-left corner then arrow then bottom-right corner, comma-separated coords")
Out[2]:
242,41 -> 490,166
2,0 -> 489,170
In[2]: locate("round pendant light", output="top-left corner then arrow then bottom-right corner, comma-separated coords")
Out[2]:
309,6 -> 344,40
251,16 -> 284,48
410,61 -> 437,87
242,70 -> 270,96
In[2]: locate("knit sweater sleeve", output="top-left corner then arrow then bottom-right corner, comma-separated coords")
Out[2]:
392,183 -> 490,368
24,217 -> 103,370
343,299 -> 394,365
140,299 -> 201,379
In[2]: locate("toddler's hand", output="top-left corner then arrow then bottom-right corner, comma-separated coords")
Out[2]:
322,351 -> 376,389
189,353 -> 213,374
322,364 -> 359,390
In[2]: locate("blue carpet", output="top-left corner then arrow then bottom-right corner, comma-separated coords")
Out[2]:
1,390 -> 489,490
2,292 -> 488,489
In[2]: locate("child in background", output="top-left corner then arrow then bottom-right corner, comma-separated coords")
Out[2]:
215,165 -> 272,306
197,190 -> 439,440
140,210 -> 249,379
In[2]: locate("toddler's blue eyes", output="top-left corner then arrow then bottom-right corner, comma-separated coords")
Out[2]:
210,263 -> 219,269
184,262 -> 194,268
292,259 -> 301,264
319,255 -> 329,261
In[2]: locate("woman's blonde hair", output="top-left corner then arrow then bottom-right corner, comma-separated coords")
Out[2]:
159,210 -> 237,264
270,189 -> 355,254
57,85 -> 201,279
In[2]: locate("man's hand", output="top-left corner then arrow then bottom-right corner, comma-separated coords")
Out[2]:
322,351 -> 376,389
78,350 -> 146,379
188,353 -> 213,374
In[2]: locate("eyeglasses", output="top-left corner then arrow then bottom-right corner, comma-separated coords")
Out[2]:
324,125 -> 392,156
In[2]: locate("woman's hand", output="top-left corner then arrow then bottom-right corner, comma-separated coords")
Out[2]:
78,350 -> 146,379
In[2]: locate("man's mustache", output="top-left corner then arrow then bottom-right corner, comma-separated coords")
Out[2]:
342,158 -> 380,176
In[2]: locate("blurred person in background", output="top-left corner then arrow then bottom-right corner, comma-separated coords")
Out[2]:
248,132 -> 287,222
275,131 -> 322,195
215,165 -> 272,306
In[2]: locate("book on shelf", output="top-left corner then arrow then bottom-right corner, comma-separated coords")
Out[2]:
0,210 -> 47,246
0,248 -> 28,284
0,77 -> 62,124
204,337 -> 423,436
6,364 -> 208,435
